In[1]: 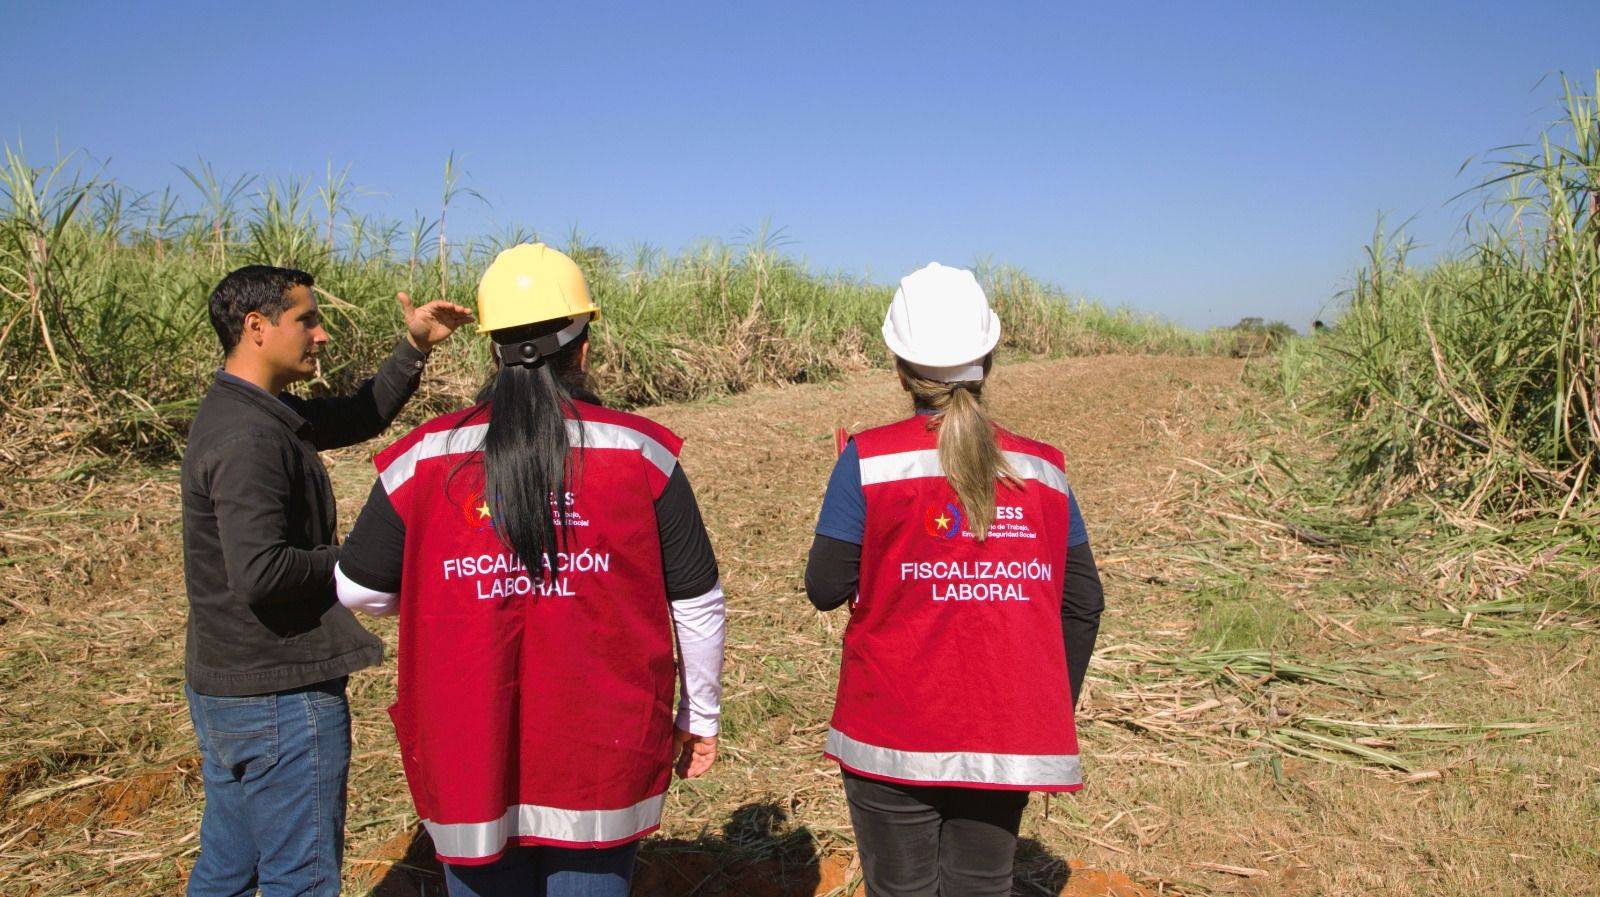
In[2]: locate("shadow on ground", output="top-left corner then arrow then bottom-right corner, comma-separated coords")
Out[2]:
1014,837 -> 1156,896
1014,838 -> 1075,895
365,802 -> 849,897
361,802 -> 1141,896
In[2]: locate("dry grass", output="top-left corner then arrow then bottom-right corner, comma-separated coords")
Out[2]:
1,354 -> 1595,896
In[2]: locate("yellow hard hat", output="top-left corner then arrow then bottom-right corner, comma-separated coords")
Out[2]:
476,243 -> 601,334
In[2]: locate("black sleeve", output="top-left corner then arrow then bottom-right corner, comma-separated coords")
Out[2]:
805,534 -> 860,611
1062,540 -> 1104,709
656,466 -> 719,601
209,432 -> 339,606
288,338 -> 428,451
339,478 -> 407,593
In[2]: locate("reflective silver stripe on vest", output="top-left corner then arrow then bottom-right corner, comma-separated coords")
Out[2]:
574,420 -> 677,478
423,792 -> 666,859
826,728 -> 1082,787
379,419 -> 676,494
856,449 -> 1069,495
380,423 -> 489,494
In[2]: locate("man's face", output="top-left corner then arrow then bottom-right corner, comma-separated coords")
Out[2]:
253,285 -> 328,382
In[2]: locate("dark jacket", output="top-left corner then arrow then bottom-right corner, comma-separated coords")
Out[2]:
181,339 -> 428,695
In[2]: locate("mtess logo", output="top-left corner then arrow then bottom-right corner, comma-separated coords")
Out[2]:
923,502 -> 964,539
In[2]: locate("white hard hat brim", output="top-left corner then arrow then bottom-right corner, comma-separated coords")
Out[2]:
903,359 -> 988,382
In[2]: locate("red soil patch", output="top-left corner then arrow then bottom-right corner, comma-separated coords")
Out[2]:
1059,860 -> 1156,896
0,758 -> 42,804
14,758 -> 197,829
357,825 -> 437,895
21,772 -> 167,827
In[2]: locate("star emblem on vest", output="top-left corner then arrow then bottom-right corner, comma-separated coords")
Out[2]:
923,501 -> 964,540
462,491 -> 495,530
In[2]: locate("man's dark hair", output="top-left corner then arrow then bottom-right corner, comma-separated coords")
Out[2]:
207,265 -> 315,355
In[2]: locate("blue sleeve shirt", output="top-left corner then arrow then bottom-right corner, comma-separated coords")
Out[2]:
815,439 -> 1089,547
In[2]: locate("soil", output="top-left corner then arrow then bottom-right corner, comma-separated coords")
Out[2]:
1,353 -> 1247,895
7,350 -> 1597,895
1058,863 -> 1155,896
15,758 -> 197,829
0,758 -> 42,803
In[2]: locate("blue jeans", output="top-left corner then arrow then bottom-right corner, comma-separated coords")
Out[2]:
442,843 -> 640,897
185,679 -> 351,897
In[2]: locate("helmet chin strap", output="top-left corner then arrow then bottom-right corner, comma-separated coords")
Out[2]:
492,333 -> 562,368
492,315 -> 592,368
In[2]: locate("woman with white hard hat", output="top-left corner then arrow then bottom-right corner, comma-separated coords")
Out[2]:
807,262 -> 1104,897
334,244 -> 725,897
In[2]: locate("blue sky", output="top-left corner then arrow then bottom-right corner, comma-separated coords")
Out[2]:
5,1 -> 1597,328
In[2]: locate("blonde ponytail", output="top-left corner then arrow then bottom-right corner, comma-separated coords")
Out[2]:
896,358 -> 1017,540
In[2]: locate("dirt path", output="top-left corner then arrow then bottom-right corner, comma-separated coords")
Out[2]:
0,354 -> 1244,896
31,352 -> 1595,896
0,353 -> 1241,895
343,353 -> 1243,897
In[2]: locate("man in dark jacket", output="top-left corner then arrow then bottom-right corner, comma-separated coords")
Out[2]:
180,265 -> 470,897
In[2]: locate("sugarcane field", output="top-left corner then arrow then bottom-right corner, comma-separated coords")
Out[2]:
2,12 -> 1598,897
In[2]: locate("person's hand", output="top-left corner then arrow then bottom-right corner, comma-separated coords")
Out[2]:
674,727 -> 717,779
398,292 -> 474,354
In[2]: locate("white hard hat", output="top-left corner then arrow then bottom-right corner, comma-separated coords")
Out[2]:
881,262 -> 1001,382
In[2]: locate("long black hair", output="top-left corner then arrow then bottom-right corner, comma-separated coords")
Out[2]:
453,317 -> 594,582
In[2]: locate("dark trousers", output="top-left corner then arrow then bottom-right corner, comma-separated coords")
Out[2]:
442,842 -> 640,897
842,771 -> 1029,897
185,678 -> 351,897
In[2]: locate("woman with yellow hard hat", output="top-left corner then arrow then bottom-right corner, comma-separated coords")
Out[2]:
807,263 -> 1104,897
335,244 -> 725,896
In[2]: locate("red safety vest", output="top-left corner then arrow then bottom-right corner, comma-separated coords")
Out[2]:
825,415 -> 1083,792
373,400 -> 684,864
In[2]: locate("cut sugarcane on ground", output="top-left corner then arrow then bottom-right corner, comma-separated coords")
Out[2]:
1,354 -> 1595,896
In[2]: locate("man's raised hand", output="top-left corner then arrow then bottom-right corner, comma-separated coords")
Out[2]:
398,291 -> 474,354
